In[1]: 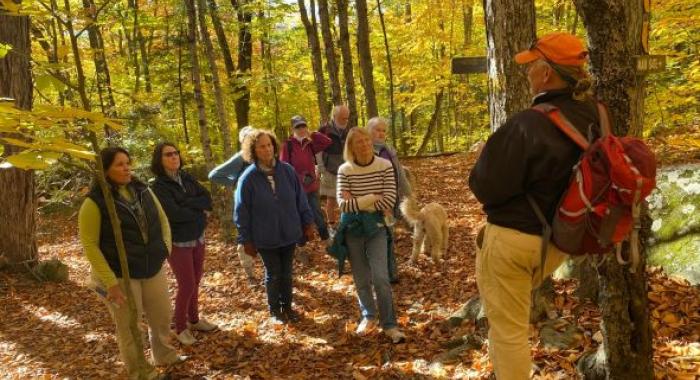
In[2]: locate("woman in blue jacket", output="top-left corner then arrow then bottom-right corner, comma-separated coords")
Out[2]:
235,129 -> 315,323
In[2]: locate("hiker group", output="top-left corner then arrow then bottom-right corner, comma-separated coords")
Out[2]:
78,32 -> 656,380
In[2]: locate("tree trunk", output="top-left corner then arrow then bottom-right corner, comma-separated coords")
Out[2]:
463,0 -> 473,50
0,10 -> 38,271
131,0 -> 152,93
62,0 -> 91,111
299,0 -> 330,122
259,9 -> 282,138
574,1 -> 653,378
416,89 -> 445,155
177,26 -> 190,144
83,0 -> 118,141
232,0 -> 253,130
197,0 -> 233,158
185,0 -> 214,168
482,0 -> 535,130
318,0 -> 342,106
376,0 -> 396,147
336,0 -> 358,127
208,0 -> 235,77
355,0 -> 378,118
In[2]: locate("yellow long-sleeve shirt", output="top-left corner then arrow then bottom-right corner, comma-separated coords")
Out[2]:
78,185 -> 171,288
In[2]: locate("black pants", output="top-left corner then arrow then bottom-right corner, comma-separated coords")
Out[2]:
258,244 -> 295,312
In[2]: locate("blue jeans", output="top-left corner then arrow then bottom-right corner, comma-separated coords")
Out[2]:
346,228 -> 397,329
258,244 -> 295,312
307,191 -> 329,240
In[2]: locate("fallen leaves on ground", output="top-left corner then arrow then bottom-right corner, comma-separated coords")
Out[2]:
0,152 -> 698,379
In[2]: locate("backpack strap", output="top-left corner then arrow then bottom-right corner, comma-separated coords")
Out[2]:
286,139 -> 293,162
532,103 -> 590,150
526,194 -> 551,284
595,102 -> 612,137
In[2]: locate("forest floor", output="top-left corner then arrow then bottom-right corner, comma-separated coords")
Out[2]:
2,146 -> 700,379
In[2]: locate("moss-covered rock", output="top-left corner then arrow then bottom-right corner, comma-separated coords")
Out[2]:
647,164 -> 700,284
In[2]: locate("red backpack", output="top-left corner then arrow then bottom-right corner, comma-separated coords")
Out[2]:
529,102 -> 657,271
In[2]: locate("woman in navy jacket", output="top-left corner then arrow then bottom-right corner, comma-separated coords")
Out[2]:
150,142 -> 218,346
235,129 -> 315,323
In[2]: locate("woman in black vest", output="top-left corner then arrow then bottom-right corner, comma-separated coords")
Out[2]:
78,147 -> 183,379
150,142 -> 217,346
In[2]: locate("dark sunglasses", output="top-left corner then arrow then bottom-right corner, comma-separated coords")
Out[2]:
163,150 -> 180,158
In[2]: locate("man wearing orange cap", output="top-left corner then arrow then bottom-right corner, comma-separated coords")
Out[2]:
469,32 -> 600,379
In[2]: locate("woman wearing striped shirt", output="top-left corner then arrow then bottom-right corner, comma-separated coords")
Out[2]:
337,128 -> 406,343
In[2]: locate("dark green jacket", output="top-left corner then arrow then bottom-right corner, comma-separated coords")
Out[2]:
327,211 -> 395,278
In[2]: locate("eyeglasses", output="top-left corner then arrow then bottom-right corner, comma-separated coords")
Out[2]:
163,150 -> 180,158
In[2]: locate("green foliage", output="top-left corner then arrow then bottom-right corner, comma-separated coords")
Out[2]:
0,101 -> 120,170
0,42 -> 10,58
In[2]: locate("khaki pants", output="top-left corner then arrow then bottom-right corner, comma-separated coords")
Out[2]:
476,223 -> 567,379
96,267 -> 178,379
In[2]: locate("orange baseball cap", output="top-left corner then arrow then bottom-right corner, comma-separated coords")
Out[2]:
515,32 -> 588,66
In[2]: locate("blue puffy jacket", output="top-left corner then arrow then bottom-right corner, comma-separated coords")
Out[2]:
234,160 -> 314,249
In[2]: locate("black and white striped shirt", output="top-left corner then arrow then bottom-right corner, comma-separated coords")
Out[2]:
337,156 -> 396,213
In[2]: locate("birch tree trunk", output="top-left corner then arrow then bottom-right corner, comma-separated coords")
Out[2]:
197,0 -> 233,157
185,0 -> 214,167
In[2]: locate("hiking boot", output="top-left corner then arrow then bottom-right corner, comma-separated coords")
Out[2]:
270,309 -> 287,324
384,327 -> 406,344
355,318 -> 378,336
189,318 -> 218,332
175,329 -> 196,346
282,306 -> 300,323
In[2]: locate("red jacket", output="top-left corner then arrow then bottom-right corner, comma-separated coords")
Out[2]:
280,132 -> 332,193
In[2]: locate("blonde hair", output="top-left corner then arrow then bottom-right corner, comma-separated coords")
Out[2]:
343,127 -> 371,163
550,62 -> 593,101
240,129 -> 278,163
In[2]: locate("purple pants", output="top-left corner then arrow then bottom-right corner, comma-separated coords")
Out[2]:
168,241 -> 205,333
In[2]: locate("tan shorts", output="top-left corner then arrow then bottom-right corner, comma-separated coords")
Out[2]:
319,171 -> 337,198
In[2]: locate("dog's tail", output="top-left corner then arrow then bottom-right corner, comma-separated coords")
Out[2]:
400,196 -> 422,225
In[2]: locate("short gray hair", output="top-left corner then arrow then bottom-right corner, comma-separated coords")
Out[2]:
366,116 -> 388,133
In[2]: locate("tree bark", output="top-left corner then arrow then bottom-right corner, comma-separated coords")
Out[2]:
462,0 -> 473,50
177,26 -> 190,144
376,0 -> 396,147
574,1 -> 653,378
482,0 -> 536,130
131,0 -> 152,93
62,0 -> 92,111
232,0 -> 253,130
83,0 -> 118,139
197,0 -> 233,157
0,9 -> 38,271
336,0 -> 358,127
355,0 -> 378,118
185,0 -> 214,168
299,0 -> 330,122
318,0 -> 342,106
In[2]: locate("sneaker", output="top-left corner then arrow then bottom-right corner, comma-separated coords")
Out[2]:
384,327 -> 406,344
175,329 -> 196,346
189,318 -> 218,332
282,306 -> 301,323
355,318 -> 378,336
156,354 -> 188,367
